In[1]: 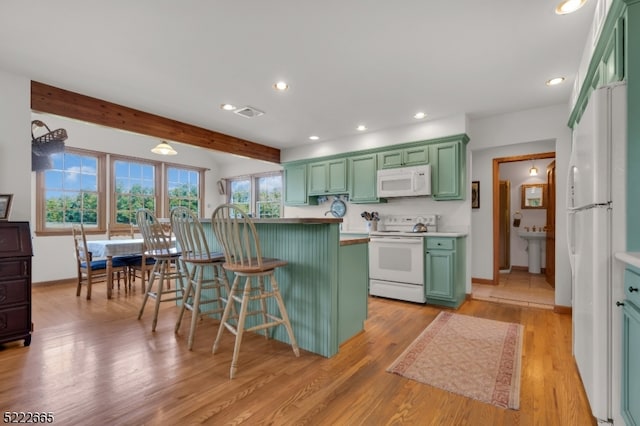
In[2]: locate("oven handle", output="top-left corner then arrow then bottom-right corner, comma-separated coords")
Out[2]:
369,237 -> 423,244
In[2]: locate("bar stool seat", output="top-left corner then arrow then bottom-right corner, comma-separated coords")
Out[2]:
211,203 -> 299,379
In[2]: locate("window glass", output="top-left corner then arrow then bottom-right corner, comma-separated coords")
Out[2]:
113,159 -> 156,225
42,151 -> 100,229
167,166 -> 200,213
229,178 -> 251,214
255,174 -> 282,218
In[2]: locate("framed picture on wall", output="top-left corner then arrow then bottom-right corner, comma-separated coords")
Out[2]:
0,194 -> 14,220
471,181 -> 480,209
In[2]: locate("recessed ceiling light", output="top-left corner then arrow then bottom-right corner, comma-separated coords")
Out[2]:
220,103 -> 236,111
273,81 -> 289,91
414,112 -> 427,119
356,125 -> 367,131
555,0 -> 587,15
546,77 -> 565,86
309,135 -> 320,141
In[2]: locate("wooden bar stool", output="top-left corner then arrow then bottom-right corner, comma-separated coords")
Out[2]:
170,207 -> 231,350
211,203 -> 299,379
136,208 -> 186,331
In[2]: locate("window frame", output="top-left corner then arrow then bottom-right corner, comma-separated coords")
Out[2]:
35,147 -> 107,236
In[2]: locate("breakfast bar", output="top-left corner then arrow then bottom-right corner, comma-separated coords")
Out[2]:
200,217 -> 369,357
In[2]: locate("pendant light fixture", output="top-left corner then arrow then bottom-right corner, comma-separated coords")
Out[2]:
529,159 -> 538,176
151,141 -> 177,155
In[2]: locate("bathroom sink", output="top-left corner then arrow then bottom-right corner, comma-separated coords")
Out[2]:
518,230 -> 546,240
518,231 -> 546,273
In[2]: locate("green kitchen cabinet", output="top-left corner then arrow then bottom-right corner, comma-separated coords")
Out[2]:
621,267 -> 640,426
338,241 -> 368,345
348,154 -> 385,204
425,237 -> 466,308
430,140 -> 466,200
284,164 -> 317,206
378,146 -> 429,169
308,158 -> 348,195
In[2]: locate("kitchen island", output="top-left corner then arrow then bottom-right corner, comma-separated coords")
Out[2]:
200,218 -> 368,357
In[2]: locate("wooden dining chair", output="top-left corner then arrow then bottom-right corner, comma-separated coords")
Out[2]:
170,206 -> 231,350
211,204 -> 299,379
72,223 -> 130,300
106,223 -> 135,290
136,209 -> 186,331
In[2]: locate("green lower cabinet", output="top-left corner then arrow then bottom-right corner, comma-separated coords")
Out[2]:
338,242 -> 368,345
424,237 -> 466,308
622,267 -> 640,426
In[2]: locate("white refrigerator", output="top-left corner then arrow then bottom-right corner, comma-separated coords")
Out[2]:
567,82 -> 626,424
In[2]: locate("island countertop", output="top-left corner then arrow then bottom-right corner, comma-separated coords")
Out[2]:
199,217 -> 342,224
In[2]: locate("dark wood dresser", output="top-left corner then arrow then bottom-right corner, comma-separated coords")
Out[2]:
0,221 -> 33,346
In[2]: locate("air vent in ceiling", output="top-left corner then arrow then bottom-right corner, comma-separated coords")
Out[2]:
233,106 -> 265,119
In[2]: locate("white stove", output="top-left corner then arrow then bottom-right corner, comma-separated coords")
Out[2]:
368,214 -> 439,303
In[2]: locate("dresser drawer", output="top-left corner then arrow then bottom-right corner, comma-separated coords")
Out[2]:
0,305 -> 30,338
0,279 -> 30,307
624,268 -> 640,307
0,259 -> 29,279
426,238 -> 455,250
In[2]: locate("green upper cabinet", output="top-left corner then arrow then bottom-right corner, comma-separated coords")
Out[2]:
378,146 -> 429,169
284,164 -> 317,206
349,154 -> 384,204
308,159 -> 348,195
430,139 -> 467,200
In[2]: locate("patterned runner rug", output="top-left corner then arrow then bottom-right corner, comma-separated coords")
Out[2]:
387,311 -> 523,409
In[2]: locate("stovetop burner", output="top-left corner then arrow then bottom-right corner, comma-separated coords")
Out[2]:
369,213 -> 439,235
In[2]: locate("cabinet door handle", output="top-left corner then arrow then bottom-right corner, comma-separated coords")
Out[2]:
629,286 -> 639,293
616,301 -> 625,307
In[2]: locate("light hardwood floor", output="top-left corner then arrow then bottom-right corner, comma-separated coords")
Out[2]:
0,282 -> 594,425
472,270 -> 555,309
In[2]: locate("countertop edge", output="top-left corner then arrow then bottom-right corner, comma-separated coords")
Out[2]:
199,218 -> 342,224
340,237 -> 370,246
614,252 -> 640,269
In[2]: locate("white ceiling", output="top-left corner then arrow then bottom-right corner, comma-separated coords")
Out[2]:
0,1 -> 596,151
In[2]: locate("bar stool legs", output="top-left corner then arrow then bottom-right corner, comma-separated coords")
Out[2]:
138,257 -> 185,331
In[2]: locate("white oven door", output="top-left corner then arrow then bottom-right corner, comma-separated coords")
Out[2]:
368,236 -> 424,285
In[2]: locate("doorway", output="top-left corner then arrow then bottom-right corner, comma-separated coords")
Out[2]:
490,152 -> 556,306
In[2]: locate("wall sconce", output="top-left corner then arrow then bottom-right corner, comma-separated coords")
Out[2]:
529,160 -> 538,176
151,141 -> 177,155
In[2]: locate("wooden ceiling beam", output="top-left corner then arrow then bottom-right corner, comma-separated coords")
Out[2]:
30,81 -> 281,164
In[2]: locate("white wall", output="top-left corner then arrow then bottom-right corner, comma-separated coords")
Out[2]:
282,114 -> 467,162
469,104 -> 572,306
0,69 -> 31,220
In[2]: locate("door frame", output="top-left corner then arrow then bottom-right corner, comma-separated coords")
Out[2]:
492,151 -> 556,285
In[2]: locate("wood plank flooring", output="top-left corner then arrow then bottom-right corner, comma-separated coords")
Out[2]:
0,282 -> 596,425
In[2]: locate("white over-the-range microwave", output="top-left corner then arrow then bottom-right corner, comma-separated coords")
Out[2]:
376,164 -> 431,198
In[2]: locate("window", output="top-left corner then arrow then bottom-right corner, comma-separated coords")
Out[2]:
167,166 -> 202,215
36,148 -> 106,233
255,174 -> 282,218
227,172 -> 282,218
229,178 -> 251,214
112,158 -> 158,225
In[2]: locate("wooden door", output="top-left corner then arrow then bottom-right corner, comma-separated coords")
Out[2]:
499,180 -> 510,270
545,161 -> 556,288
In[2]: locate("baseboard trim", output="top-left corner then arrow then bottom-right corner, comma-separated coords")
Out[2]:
472,277 -> 495,285
553,305 -> 572,315
33,277 -> 76,287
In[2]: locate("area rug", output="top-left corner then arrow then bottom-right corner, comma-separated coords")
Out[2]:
387,311 -> 523,409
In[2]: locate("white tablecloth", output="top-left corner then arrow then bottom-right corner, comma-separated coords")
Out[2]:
86,238 -> 145,258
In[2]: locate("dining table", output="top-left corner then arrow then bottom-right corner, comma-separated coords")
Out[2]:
85,238 -> 146,299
